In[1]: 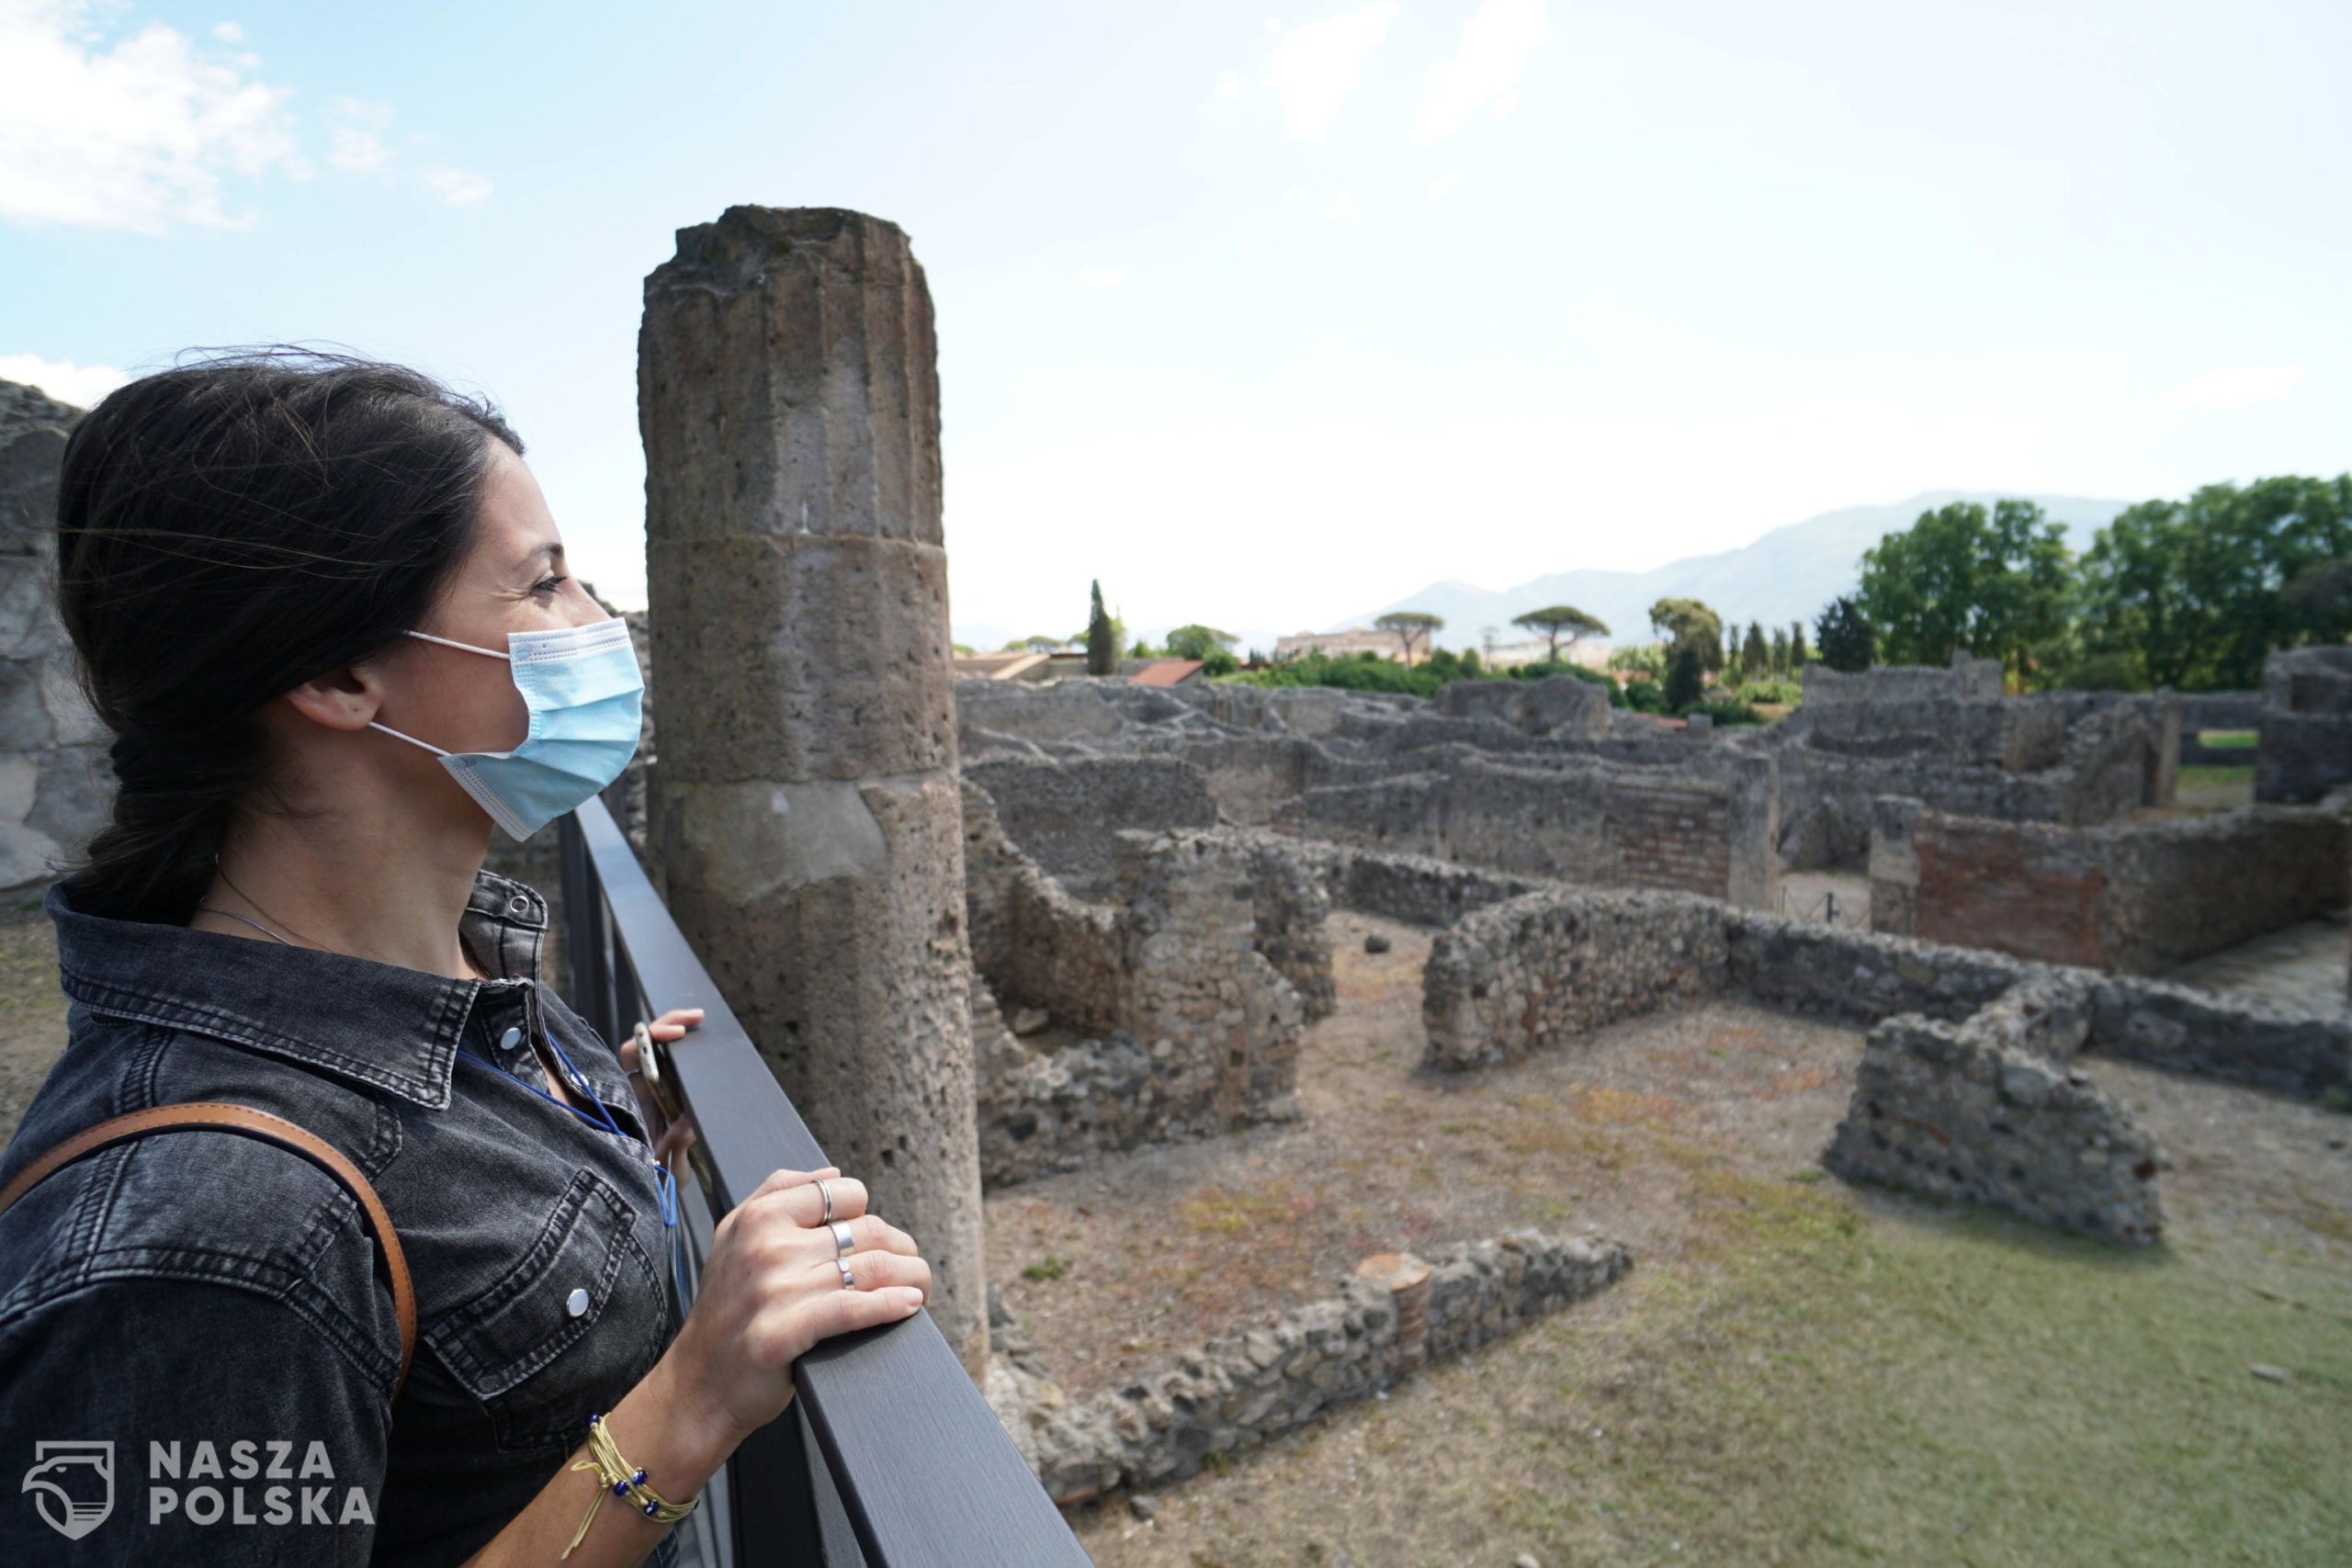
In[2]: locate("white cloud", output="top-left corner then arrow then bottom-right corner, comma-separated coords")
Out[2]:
2169,364 -> 2301,410
1415,0 -> 1550,143
1216,70 -> 1240,100
1430,168 -> 1464,199
423,166 -> 492,209
0,0 -> 298,231
1318,189 -> 1361,220
0,352 -> 130,408
1267,5 -> 1398,141
329,127 -> 390,172
211,21 -> 243,44
1078,265 -> 1129,287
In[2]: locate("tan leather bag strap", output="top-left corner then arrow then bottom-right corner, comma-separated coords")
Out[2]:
0,1101 -> 415,1393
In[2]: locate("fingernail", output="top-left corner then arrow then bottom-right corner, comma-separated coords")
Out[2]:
899,1288 -> 924,1311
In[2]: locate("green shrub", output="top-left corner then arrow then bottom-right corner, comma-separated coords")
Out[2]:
1732,675 -> 1804,705
1687,697 -> 1762,726
1623,678 -> 1665,714
2053,652 -> 2144,692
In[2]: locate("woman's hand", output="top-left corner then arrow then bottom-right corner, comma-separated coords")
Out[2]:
619,1007 -> 704,1162
647,1166 -> 932,1456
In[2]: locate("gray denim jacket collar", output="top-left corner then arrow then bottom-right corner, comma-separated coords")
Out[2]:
45,869 -> 555,1113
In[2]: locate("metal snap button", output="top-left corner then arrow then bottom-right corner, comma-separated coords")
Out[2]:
566,1287 -> 590,1318
498,1027 -> 524,1052
506,896 -> 530,915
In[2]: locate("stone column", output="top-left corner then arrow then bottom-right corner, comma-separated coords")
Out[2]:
639,207 -> 987,1375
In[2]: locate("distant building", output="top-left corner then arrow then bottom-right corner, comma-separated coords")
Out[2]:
1273,627 -> 1411,662
1129,659 -> 1206,687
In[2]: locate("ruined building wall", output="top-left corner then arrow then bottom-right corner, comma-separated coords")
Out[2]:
964,753 -> 1218,897
1,381 -> 109,899
2257,646 -> 2352,803
1869,802 -> 2349,974
1823,976 -> 2165,1245
961,798 -> 1314,1184
1275,750 -> 1777,908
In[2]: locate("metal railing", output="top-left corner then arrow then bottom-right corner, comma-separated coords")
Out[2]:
556,797 -> 1093,1568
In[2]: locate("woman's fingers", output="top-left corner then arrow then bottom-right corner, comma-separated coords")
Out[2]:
760,1174 -> 869,1228
652,1115 -> 698,1164
823,1249 -> 933,1298
746,1166 -> 841,1202
647,1007 -> 703,1041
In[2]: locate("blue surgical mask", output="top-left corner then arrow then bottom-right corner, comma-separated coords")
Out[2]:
369,619 -> 644,840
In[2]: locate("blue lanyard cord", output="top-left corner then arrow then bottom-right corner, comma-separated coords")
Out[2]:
455,1040 -> 679,1231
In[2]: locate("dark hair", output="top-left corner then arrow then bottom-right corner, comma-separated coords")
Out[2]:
54,350 -> 523,923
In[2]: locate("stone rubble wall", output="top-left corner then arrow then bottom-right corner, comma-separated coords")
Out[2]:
964,752 -> 1217,897
1421,889 -> 1732,1069
961,802 -> 1314,1185
2257,646 -> 2352,803
962,779 -> 1128,1037
1869,800 -> 2349,974
1418,877 -> 2346,1095
2087,976 -> 2349,1097
1000,1229 -> 1635,1504
1800,657 -> 2008,707
1275,748 -> 1778,908
1823,976 -> 2165,1245
1,380 -> 109,900
1765,691 -> 2177,873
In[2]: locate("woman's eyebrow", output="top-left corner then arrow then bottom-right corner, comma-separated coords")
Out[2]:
512,541 -> 565,572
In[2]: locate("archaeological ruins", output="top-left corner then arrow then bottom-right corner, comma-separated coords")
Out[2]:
4,204 -> 2349,1521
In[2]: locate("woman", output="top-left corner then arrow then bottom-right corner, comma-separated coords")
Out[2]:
0,353 -> 931,1566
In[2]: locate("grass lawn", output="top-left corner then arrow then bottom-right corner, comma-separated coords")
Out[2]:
2178,762 -> 2256,791
1479,1168 -> 2352,1567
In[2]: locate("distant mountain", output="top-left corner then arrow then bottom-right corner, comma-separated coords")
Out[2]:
1338,491 -> 2133,649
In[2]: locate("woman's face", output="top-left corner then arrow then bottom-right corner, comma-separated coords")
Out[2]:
369,443 -> 607,758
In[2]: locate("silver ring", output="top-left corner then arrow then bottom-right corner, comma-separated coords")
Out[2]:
812,1178 -> 833,1225
828,1219 -> 855,1258
834,1257 -> 854,1290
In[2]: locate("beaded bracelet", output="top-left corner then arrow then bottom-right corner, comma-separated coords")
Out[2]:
561,1412 -> 701,1558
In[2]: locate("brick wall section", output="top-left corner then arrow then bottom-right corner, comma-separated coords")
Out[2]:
1913,814 -> 2109,968
1872,801 -> 2349,974
1604,781 -> 1730,896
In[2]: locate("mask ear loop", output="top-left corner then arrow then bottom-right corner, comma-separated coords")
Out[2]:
404,629 -> 513,660
369,629 -> 516,754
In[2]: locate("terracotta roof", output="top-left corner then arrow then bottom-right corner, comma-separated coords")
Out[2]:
1130,659 -> 1205,686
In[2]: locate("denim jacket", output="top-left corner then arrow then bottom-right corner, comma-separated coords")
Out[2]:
0,870 -> 683,1567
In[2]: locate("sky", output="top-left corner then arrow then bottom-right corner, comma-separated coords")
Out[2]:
3,0 -> 2347,652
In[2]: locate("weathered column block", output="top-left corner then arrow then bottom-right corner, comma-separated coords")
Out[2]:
639,207 -> 987,1374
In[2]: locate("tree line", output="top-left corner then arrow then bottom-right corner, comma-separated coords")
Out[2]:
1815,475 -> 2352,690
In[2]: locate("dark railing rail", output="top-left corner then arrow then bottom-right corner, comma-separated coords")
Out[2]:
558,797 -> 1093,1568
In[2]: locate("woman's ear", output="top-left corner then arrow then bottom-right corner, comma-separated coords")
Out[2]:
279,664 -> 382,733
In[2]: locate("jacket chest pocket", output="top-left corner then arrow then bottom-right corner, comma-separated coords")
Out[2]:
426,1169 -> 670,1453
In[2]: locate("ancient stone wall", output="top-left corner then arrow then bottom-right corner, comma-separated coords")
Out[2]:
1279,750 -> 1777,908
1,380 -> 108,900
1766,675 -> 2177,872
2257,646 -> 2352,803
1800,656 -> 2007,706
1002,1229 -> 1634,1504
1421,889 -> 1732,1069
2087,976 -> 2349,1097
962,808 -> 1315,1183
965,753 -> 1217,896
1869,802 -> 2349,974
1823,977 -> 2164,1245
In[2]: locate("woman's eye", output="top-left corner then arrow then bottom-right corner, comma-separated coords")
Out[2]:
532,574 -> 570,596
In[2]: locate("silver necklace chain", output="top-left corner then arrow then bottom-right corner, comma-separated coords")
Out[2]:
193,904 -> 298,945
